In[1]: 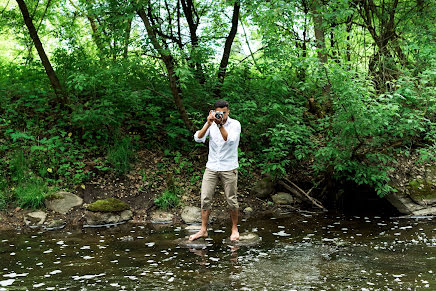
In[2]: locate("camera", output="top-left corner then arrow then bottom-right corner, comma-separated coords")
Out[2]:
215,111 -> 224,120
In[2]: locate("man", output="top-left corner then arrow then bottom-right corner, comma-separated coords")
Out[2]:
189,100 -> 241,241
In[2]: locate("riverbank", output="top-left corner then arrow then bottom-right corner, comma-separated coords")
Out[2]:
1,146 -> 435,231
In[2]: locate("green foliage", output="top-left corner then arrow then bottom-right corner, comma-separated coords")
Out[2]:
154,189 -> 180,210
0,177 -> 8,210
14,179 -> 48,209
107,137 -> 135,176
0,0 -> 434,210
86,198 -> 130,212
154,174 -> 181,210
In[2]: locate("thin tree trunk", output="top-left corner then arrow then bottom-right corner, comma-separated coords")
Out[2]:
123,17 -> 132,59
214,0 -> 240,98
180,0 -> 206,84
310,0 -> 327,64
137,7 -> 193,131
16,0 -> 66,104
310,0 -> 330,114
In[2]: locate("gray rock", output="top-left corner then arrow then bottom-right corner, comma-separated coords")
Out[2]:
120,210 -> 133,221
181,206 -> 202,223
251,177 -> 275,198
84,209 -> 133,226
44,219 -> 66,230
24,211 -> 47,225
150,210 -> 174,223
272,192 -> 294,205
224,232 -> 261,246
176,237 -> 212,249
413,207 -> 436,216
45,192 -> 83,214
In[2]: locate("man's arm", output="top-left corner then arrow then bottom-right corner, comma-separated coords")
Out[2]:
219,121 -> 240,142
219,126 -> 228,141
197,122 -> 211,139
194,111 -> 214,143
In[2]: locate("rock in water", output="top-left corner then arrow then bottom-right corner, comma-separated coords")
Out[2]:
44,219 -> 66,230
272,192 -> 294,205
224,232 -> 261,246
181,206 -> 201,223
84,210 -> 133,227
176,237 -> 212,249
45,192 -> 83,214
150,210 -> 174,223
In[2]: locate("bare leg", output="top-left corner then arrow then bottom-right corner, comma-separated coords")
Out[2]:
189,209 -> 210,241
230,209 -> 239,241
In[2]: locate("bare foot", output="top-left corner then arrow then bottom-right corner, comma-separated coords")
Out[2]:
230,230 -> 239,241
189,230 -> 208,241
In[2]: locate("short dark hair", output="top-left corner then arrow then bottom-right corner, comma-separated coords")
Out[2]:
214,100 -> 229,109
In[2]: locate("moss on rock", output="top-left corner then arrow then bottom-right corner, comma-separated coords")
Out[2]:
86,198 -> 130,212
408,179 -> 436,201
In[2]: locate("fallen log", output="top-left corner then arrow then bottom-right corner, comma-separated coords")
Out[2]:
279,178 -> 327,211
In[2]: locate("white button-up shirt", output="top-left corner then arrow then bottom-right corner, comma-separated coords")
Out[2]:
194,117 -> 241,171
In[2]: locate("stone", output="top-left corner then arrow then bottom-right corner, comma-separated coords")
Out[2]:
272,192 -> 294,205
224,232 -> 261,246
45,192 -> 83,214
181,206 -> 202,224
176,237 -> 212,249
251,176 -> 275,198
44,219 -> 66,230
24,211 -> 47,225
84,209 -> 133,226
387,161 -> 436,216
243,207 -> 253,214
150,210 -> 174,223
413,207 -> 436,216
86,198 -> 130,212
120,210 -> 133,221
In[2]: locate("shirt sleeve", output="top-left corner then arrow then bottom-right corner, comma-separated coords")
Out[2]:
194,123 -> 210,143
226,121 -> 241,143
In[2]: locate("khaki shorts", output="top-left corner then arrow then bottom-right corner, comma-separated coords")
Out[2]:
201,168 -> 239,210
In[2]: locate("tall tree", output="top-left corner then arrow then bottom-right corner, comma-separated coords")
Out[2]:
214,0 -> 240,98
137,3 -> 193,131
16,0 -> 67,104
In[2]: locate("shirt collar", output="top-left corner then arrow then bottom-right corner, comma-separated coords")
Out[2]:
223,116 -> 233,126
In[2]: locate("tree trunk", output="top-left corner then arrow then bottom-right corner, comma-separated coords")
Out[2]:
214,0 -> 240,98
137,7 -> 193,131
123,16 -> 132,59
16,0 -> 66,104
310,0 -> 330,114
310,0 -> 327,64
180,0 -> 206,84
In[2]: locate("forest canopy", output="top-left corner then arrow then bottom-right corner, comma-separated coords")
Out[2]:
0,0 -> 435,209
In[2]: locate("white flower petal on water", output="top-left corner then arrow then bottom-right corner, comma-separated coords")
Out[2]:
0,279 -> 14,287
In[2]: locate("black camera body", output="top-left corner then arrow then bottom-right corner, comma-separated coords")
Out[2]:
215,111 -> 224,120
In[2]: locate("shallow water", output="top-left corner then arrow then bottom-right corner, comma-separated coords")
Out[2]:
1,212 -> 435,290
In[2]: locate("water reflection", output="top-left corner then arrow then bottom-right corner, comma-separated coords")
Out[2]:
0,214 -> 434,290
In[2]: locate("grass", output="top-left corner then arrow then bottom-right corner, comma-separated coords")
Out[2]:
154,189 -> 180,210
107,137 -> 134,175
14,179 -> 48,209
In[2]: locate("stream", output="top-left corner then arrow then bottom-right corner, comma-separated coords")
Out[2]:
1,212 -> 435,290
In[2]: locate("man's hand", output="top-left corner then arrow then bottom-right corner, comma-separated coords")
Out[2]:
207,110 -> 216,126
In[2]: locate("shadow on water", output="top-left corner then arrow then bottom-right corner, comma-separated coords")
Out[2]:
0,210 -> 434,290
